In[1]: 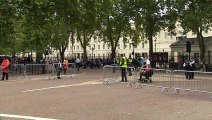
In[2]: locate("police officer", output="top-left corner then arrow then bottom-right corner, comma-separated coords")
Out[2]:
127,55 -> 133,76
120,54 -> 127,82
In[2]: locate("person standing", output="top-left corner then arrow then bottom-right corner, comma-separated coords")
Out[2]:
120,54 -> 127,82
183,60 -> 192,80
1,56 -> 10,81
190,58 -> 195,79
55,60 -> 62,79
75,57 -> 81,71
127,55 -> 133,76
63,58 -> 69,74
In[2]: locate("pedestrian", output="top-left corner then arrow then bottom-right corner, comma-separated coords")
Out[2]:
190,58 -> 195,79
1,56 -> 10,81
127,55 -> 133,76
183,60 -> 192,80
202,57 -> 206,72
119,54 -> 127,82
55,59 -> 62,79
75,57 -> 81,71
63,58 -> 69,74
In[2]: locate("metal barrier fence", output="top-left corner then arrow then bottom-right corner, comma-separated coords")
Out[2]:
103,65 -> 136,86
7,64 -> 29,80
103,66 -> 212,98
4,63 -> 76,80
172,70 -> 212,94
132,68 -> 172,92
103,65 -> 171,91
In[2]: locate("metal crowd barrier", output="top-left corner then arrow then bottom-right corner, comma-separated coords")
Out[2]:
5,63 -> 76,80
25,64 -> 54,80
8,64 -> 29,80
103,66 -> 212,98
103,65 -> 136,86
103,65 -> 171,91
132,67 -> 172,92
51,63 -> 76,79
172,70 -> 212,95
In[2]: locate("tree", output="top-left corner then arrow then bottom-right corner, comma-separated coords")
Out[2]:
177,0 -> 212,62
131,0 -> 177,58
0,0 -> 19,54
74,0 -> 100,61
98,0 -> 131,59
47,0 -> 79,61
18,0 -> 52,60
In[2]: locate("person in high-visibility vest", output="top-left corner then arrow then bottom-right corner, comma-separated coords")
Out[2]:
120,54 -> 127,82
1,56 -> 10,81
127,55 -> 133,76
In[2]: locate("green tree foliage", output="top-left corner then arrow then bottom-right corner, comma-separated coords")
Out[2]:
98,0 -> 132,59
176,0 -> 212,61
131,0 -> 177,58
74,0 -> 99,60
0,0 -> 20,54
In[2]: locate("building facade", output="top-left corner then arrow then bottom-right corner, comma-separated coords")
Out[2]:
64,24 -> 212,62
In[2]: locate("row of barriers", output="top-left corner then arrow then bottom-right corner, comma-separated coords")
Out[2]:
103,65 -> 212,98
0,63 -> 77,80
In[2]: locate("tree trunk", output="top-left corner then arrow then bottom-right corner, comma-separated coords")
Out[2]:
148,36 -> 153,59
83,46 -> 87,61
111,47 -> 116,59
197,31 -> 205,63
60,50 -> 65,62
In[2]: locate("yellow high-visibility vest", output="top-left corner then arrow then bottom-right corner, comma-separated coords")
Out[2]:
121,57 -> 127,68
128,58 -> 132,63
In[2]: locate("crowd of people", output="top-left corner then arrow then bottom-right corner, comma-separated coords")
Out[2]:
0,54 -> 201,81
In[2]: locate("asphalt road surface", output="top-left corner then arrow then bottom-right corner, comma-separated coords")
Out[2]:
0,68 -> 212,120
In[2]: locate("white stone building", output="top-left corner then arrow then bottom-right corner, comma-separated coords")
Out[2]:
63,24 -> 212,63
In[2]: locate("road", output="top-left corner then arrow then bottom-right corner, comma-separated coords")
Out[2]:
0,68 -> 212,120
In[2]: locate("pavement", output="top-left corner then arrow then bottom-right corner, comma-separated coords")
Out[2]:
0,68 -> 212,120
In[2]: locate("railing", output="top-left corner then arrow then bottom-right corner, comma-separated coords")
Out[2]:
103,65 -> 212,98
172,70 -> 212,94
6,63 -> 77,80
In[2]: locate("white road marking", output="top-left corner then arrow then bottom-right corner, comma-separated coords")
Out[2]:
22,80 -> 102,93
0,113 -> 58,120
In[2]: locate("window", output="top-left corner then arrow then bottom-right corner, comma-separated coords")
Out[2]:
77,46 -> 79,50
165,32 -> 168,39
73,46 -> 75,50
103,44 -> 105,49
98,45 -> 100,50
142,42 -> 145,48
118,44 -> 120,49
93,45 -> 95,50
158,32 -> 160,38
205,28 -> 208,34
129,43 -> 132,49
98,54 -> 100,57
194,53 -> 199,63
